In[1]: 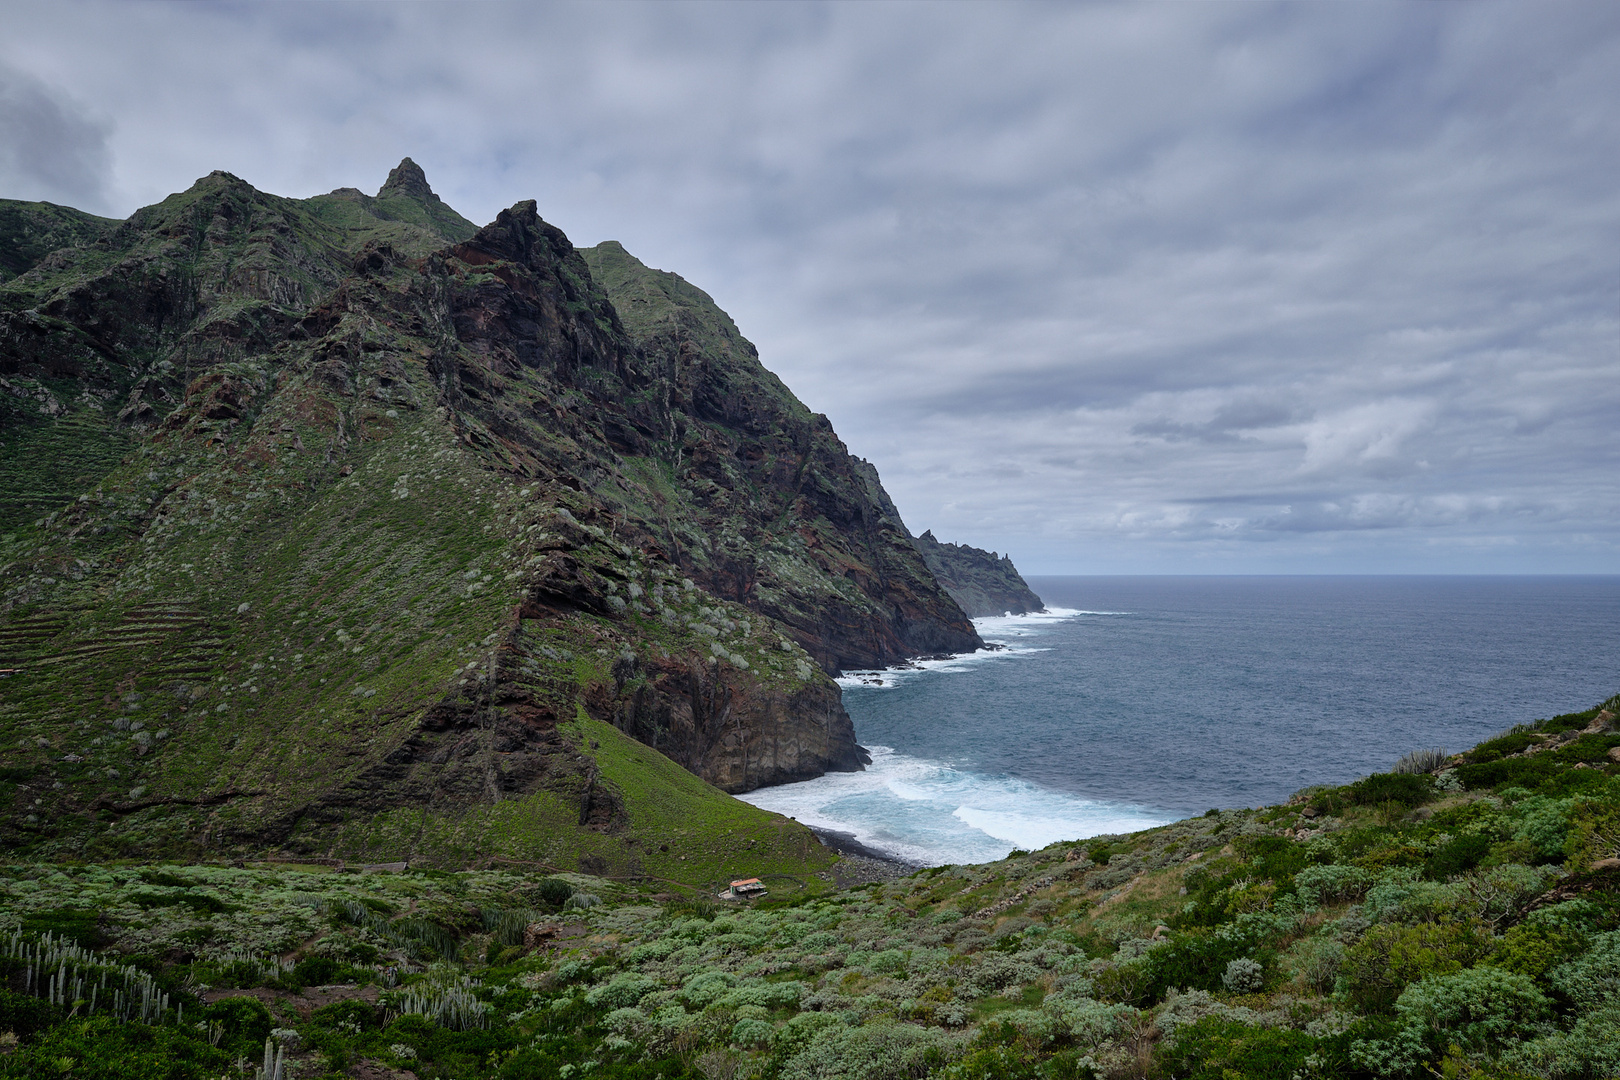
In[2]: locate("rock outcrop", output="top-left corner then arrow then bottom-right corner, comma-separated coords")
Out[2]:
579,241 -> 982,673
912,530 -> 1045,617
0,160 -> 975,865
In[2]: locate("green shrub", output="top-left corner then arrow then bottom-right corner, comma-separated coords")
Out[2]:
1457,757 -> 1611,796
934,1044 -> 1091,1079
199,996 -> 274,1056
1361,869 -> 1465,924
1456,757 -> 1557,791
1137,930 -> 1263,1002
1550,734 -> 1620,765
1393,967 -> 1551,1053
777,1020 -> 951,1080
1294,864 -> 1375,906
585,972 -> 659,1010
1338,922 -> 1488,1013
682,970 -> 739,1007
536,877 -> 574,909
1423,834 -> 1493,881
309,998 -> 380,1032
1046,997 -> 1134,1047
0,988 -> 59,1041
1237,834 -> 1311,886
1509,796 -> 1577,859
732,1016 -> 775,1048
1344,773 -> 1435,810
1502,1001 -> 1620,1079
1562,797 -> 1620,872
770,1010 -> 847,1064
1492,919 -> 1587,979
290,954 -> 341,987
1155,1017 -> 1318,1080
1547,929 -> 1620,1011
1468,733 -> 1537,764
0,1015 -> 232,1079
1222,958 -> 1265,993
16,908 -> 104,947
127,890 -> 235,915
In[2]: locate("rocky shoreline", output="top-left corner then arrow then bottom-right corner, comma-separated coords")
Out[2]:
812,826 -> 922,887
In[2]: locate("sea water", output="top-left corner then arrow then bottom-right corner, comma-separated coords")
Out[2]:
738,576 -> 1620,865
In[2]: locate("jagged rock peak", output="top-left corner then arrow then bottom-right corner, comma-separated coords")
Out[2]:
460,200 -> 575,269
378,157 -> 436,201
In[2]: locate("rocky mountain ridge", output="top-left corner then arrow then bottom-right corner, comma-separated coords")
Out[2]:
0,160 -> 1016,872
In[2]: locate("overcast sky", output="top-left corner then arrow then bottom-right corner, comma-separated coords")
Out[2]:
3,2 -> 1617,574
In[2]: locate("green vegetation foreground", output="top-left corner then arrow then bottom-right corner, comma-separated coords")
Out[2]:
2,693 -> 1618,1080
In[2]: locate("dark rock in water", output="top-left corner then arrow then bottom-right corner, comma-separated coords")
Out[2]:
0,158 -> 981,870
912,530 -> 1044,617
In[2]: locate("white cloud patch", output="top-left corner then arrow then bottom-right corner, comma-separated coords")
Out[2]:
1,1 -> 1616,572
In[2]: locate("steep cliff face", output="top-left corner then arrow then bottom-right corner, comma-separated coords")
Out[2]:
0,162 -> 978,871
912,530 -> 1045,617
580,241 -> 982,672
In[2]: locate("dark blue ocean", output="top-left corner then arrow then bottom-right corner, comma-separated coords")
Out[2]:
740,576 -> 1620,865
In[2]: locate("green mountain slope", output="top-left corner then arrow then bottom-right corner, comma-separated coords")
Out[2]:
0,199 -> 120,283
0,161 -> 985,878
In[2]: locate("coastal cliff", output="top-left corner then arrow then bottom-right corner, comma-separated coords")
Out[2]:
913,528 -> 1045,617
0,159 -> 982,865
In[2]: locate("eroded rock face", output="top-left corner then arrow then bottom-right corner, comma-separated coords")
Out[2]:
0,159 -> 974,860
912,529 -> 1045,618
580,241 -> 983,672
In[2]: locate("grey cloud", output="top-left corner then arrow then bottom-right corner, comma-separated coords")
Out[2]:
1,1 -> 1616,572
0,63 -> 112,210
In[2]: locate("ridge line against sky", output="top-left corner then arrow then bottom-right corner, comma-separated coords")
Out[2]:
2,0 -> 1617,574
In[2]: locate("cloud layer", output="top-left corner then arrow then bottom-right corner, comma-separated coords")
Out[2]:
4,1 -> 1616,572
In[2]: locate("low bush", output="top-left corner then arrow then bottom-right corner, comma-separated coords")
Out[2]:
1155,1017 -> 1320,1080
1337,921 -> 1488,1014
1503,1001 -> 1620,1079
0,988 -> 59,1041
1547,929 -> 1620,1011
199,996 -> 275,1057
1468,732 -> 1538,764
1137,930 -> 1265,1002
1393,966 -> 1551,1054
1424,834 -> 1494,881
777,1020 -> 952,1080
1293,863 -> 1374,906
0,1015 -> 232,1080
1311,772 -> 1434,815
535,876 -> 574,909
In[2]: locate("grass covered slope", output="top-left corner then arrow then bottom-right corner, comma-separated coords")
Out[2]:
1,693 -> 1616,1080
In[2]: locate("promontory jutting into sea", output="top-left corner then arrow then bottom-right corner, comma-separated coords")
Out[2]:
2,156 -> 1617,1080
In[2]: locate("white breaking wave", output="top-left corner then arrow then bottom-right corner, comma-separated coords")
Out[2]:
835,607 -> 1126,691
737,745 -> 1175,866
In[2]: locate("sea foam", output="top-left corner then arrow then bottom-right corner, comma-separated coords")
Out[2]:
737,744 -> 1174,866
